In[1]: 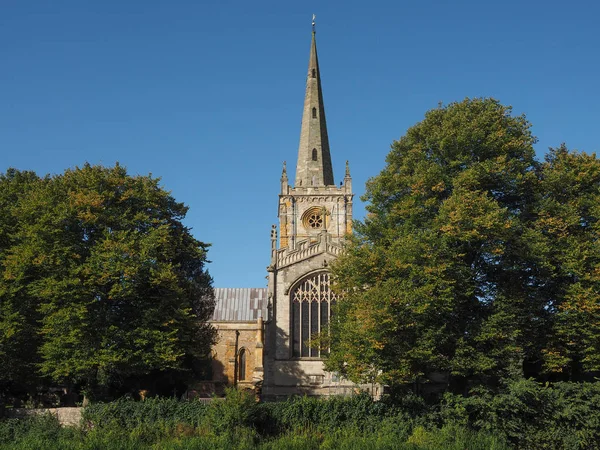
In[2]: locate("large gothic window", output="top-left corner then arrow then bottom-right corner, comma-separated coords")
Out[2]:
291,272 -> 338,358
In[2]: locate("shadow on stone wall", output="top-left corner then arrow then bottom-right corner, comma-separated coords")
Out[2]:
261,325 -> 306,399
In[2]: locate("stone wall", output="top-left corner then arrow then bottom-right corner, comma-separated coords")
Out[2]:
8,407 -> 83,427
210,319 -> 264,389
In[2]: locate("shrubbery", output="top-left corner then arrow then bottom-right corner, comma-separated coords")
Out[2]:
83,395 -> 209,429
441,379 -> 600,449
0,414 -> 81,450
2,382 -> 600,448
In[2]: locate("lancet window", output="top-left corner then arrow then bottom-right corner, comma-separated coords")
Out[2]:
238,349 -> 246,381
291,272 -> 338,358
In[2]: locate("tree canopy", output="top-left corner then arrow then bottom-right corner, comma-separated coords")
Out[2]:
327,98 -> 600,390
0,164 -> 215,398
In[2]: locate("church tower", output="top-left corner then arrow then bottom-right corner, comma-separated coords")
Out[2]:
264,22 -> 354,398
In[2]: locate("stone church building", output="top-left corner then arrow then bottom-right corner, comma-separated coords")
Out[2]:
207,27 -> 366,399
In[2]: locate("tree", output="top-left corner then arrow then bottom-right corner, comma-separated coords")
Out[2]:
536,145 -> 600,378
0,169 -> 44,393
327,98 -> 545,390
0,164 -> 215,396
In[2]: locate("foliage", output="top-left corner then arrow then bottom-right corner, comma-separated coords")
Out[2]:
328,97 -> 600,388
0,389 -> 512,449
0,164 -> 215,398
536,145 -> 600,376
260,391 -> 412,435
0,169 -> 44,391
442,378 -> 600,449
206,387 -> 261,432
0,414 -> 59,445
83,395 -> 209,429
8,382 -> 600,448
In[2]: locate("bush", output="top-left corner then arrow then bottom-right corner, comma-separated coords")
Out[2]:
0,414 -> 81,449
407,424 -> 509,450
83,395 -> 209,429
441,379 -> 600,449
5,382 -> 600,448
203,387 -> 259,434
257,391 -> 404,434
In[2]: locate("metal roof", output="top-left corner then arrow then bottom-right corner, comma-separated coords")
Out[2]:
211,288 -> 268,322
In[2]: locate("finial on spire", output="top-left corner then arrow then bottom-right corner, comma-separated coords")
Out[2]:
282,161 -> 287,177
312,14 -> 316,32
345,160 -> 351,177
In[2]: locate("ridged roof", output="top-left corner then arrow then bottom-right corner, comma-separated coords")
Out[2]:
211,288 -> 268,322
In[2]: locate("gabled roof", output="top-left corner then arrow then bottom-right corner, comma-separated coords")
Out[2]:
211,288 -> 268,322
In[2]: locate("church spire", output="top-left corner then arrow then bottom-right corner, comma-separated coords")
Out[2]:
294,20 -> 334,188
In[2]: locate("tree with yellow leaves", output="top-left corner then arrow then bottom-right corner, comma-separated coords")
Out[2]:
327,98 -> 556,391
0,164 -> 215,399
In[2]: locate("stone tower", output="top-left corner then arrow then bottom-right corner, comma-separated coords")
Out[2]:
264,24 -> 354,398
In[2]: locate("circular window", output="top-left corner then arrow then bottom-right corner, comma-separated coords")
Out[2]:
307,213 -> 323,228
302,207 -> 328,230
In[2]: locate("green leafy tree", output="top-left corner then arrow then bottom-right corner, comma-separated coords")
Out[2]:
537,145 -> 600,378
328,98 -> 544,389
0,169 -> 44,392
0,164 -> 215,395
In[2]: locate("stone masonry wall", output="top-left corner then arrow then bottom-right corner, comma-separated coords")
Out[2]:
8,407 -> 82,427
210,321 -> 263,388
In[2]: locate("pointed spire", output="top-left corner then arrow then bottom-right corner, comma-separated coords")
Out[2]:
294,21 -> 334,188
345,160 -> 351,178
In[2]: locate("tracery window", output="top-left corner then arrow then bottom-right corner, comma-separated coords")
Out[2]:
291,272 -> 338,358
301,206 -> 327,230
307,212 -> 323,228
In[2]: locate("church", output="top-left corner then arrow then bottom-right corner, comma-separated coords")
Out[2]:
207,25 -> 369,399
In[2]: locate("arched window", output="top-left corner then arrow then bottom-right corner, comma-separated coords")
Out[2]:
312,107 -> 317,119
238,349 -> 246,381
312,148 -> 318,161
312,68 -> 316,78
291,272 -> 338,358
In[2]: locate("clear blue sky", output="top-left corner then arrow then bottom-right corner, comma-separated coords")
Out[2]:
2,1 -> 599,287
